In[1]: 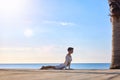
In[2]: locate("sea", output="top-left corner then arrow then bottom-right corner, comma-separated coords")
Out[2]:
0,63 -> 110,69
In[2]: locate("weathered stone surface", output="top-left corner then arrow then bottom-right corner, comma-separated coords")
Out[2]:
109,0 -> 120,69
108,0 -> 120,16
0,69 -> 120,80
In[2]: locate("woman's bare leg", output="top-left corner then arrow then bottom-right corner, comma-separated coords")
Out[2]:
40,66 -> 56,69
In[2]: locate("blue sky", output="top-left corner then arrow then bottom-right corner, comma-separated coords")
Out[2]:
0,0 -> 112,63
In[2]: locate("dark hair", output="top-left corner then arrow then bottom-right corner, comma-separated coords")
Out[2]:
67,47 -> 74,51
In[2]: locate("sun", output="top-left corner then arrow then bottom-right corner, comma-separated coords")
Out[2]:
0,0 -> 26,16
24,28 -> 33,38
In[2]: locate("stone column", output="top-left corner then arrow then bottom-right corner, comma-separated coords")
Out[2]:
108,0 -> 120,69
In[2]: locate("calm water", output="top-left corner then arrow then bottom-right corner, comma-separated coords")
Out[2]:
0,63 -> 110,69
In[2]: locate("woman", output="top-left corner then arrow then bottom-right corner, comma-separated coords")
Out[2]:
40,47 -> 74,70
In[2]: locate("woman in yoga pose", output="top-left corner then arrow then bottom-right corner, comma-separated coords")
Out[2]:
40,47 -> 74,70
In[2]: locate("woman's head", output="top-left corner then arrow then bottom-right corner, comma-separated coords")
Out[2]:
67,47 -> 74,54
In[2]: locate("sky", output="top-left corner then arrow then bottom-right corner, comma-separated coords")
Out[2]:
0,0 -> 112,63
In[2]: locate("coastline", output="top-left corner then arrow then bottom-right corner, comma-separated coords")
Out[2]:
0,69 -> 120,80
0,63 -> 110,69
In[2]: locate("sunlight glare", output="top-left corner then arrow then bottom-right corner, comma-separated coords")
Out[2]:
0,0 -> 26,16
24,28 -> 33,38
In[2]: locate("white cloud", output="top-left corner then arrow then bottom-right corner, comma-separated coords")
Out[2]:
60,22 -> 76,26
43,20 -> 76,26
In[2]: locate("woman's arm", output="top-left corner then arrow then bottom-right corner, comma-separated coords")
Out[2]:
68,62 -> 71,69
66,62 -> 71,69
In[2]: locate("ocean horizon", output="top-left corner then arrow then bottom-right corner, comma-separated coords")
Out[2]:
0,63 -> 110,69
